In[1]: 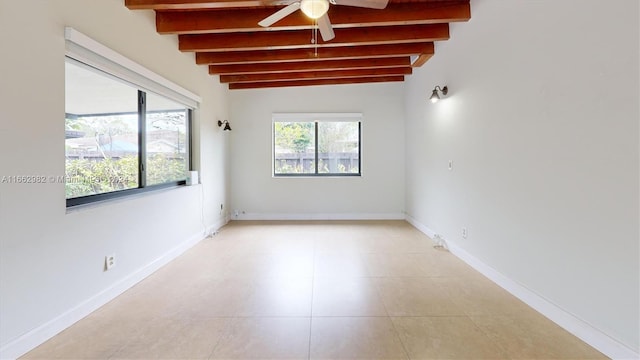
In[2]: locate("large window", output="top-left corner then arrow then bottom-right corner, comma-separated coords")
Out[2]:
273,113 -> 361,176
65,58 -> 191,207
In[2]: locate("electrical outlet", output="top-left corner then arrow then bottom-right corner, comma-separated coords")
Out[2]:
462,228 -> 468,239
448,160 -> 453,170
432,234 -> 447,250
234,210 -> 239,217
105,254 -> 116,271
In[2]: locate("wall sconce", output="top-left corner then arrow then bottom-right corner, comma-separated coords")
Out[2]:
218,120 -> 232,131
429,85 -> 448,103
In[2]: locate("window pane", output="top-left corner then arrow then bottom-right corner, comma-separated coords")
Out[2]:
65,61 -> 139,199
318,122 -> 360,174
145,93 -> 188,186
274,122 -> 315,174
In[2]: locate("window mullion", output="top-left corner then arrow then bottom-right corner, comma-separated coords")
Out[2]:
188,109 -> 193,171
138,91 -> 147,188
358,121 -> 362,175
314,121 -> 319,175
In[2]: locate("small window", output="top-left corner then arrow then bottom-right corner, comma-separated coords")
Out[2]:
273,113 -> 361,176
65,59 -> 192,207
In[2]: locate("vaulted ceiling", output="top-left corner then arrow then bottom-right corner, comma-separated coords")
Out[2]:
124,0 -> 471,90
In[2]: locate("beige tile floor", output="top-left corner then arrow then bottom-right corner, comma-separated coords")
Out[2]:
22,220 -> 608,360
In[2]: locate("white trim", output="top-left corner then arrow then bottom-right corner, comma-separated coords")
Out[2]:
405,214 -> 436,239
64,27 -> 201,109
0,221 -> 227,360
404,214 -> 640,360
234,212 -> 405,221
272,112 -> 362,122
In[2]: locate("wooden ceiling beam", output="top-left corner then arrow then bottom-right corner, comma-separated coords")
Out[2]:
196,42 -> 433,65
125,0 -> 471,89
220,66 -> 412,83
228,76 -> 405,90
125,0 -> 287,10
180,24 -> 448,51
156,2 -> 470,34
127,0 -> 468,10
411,53 -> 433,66
210,56 -> 410,74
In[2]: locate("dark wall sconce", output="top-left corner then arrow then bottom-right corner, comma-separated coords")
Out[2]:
429,85 -> 448,103
218,120 -> 232,131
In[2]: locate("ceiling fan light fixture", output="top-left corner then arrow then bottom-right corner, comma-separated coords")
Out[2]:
300,0 -> 330,19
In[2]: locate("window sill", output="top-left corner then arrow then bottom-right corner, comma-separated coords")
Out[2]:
65,183 -> 197,214
272,175 -> 362,179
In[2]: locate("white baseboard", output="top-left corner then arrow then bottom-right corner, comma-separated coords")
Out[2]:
0,221 -> 226,360
405,215 -> 436,238
233,212 -> 406,221
405,214 -> 639,360
206,216 -> 229,236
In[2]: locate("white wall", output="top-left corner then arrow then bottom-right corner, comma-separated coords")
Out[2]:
404,0 -> 639,355
229,84 -> 405,219
0,0 -> 229,356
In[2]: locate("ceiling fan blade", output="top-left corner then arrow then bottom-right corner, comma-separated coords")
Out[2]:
258,2 -> 301,27
317,13 -> 335,41
332,0 -> 388,9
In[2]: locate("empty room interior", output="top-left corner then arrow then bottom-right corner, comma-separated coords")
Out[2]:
0,0 -> 638,359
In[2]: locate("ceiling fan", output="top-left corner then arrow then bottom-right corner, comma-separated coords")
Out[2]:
258,0 -> 389,42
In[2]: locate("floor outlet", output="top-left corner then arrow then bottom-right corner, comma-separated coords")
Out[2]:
105,254 -> 116,271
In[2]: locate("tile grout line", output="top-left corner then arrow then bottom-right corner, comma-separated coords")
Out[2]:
307,237 -> 318,360
375,270 -> 413,360
464,314 -> 520,360
204,316 -> 232,360
375,263 -> 413,360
